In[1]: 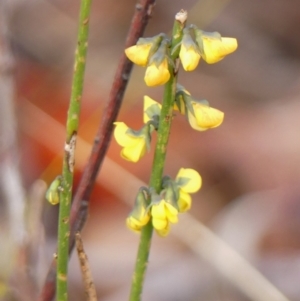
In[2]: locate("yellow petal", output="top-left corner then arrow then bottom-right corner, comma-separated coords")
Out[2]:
152,217 -> 168,230
151,202 -> 166,219
187,110 -> 206,131
156,222 -> 170,237
121,137 -> 147,162
144,59 -> 170,87
202,37 -> 238,64
193,102 -> 224,129
126,217 -> 142,233
165,202 -> 178,215
177,190 -> 192,212
128,210 -> 150,227
176,168 -> 202,193
138,211 -> 151,225
114,122 -> 138,146
179,44 -> 201,71
166,211 -> 178,224
187,103 -> 224,131
143,95 -> 161,123
125,44 -> 152,66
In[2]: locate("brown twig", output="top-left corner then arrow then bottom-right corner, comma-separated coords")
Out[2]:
75,232 -> 97,301
38,0 -> 156,300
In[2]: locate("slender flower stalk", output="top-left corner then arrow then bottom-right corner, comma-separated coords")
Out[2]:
56,0 -> 92,300
128,10 -> 187,301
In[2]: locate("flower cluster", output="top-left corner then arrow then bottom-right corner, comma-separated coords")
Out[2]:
113,88 -> 224,163
126,168 -> 202,236
125,34 -> 171,87
115,18 -> 238,237
179,25 -> 238,71
125,26 -> 237,86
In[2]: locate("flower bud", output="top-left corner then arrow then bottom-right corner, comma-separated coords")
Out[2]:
144,40 -> 170,87
46,176 -> 62,205
126,188 -> 151,233
179,28 -> 201,71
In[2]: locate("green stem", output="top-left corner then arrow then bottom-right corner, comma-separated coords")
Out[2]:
56,0 -> 92,300
128,11 -> 187,301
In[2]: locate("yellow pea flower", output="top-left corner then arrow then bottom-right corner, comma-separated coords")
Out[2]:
176,168 -> 202,193
126,210 -> 150,233
144,57 -> 170,87
126,188 -> 151,233
143,95 -> 161,124
174,85 -> 223,131
179,44 -> 201,71
187,102 -> 224,131
179,29 -> 201,71
125,44 -> 152,66
201,35 -> 238,64
174,168 -> 202,213
114,122 -> 149,162
126,215 -> 149,233
151,200 -> 178,236
125,34 -> 164,66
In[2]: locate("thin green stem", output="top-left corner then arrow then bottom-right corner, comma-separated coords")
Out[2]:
128,10 -> 187,301
56,0 -> 92,300
128,75 -> 176,301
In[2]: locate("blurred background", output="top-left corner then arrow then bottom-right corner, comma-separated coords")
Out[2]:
2,0 -> 300,300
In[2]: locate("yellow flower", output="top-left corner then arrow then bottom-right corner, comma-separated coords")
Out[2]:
175,168 -> 202,213
179,28 -> 201,71
179,44 -> 201,71
144,58 -> 170,87
151,200 -> 178,236
114,122 -> 148,162
125,36 -> 170,87
176,168 -> 202,193
125,44 -> 152,67
126,189 -> 151,233
187,102 -> 224,131
201,36 -> 238,64
143,95 -> 161,124
126,210 -> 150,233
125,34 -> 164,66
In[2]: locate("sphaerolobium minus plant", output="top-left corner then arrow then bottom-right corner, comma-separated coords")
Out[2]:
113,9 -> 237,301
114,11 -> 237,235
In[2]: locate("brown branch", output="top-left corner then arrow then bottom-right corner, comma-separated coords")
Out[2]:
38,0 -> 156,300
75,232 -> 97,301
